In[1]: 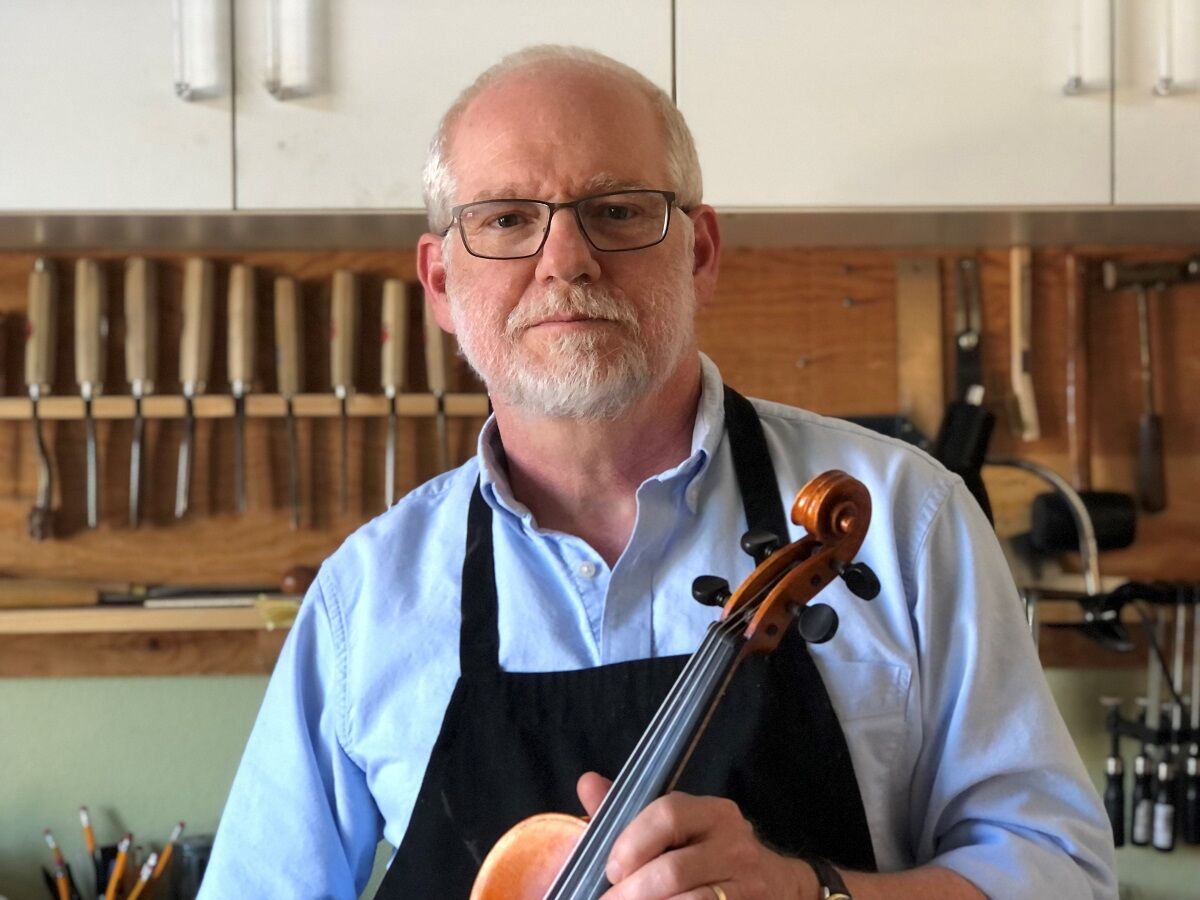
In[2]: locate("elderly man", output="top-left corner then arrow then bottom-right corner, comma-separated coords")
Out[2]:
201,46 -> 1117,899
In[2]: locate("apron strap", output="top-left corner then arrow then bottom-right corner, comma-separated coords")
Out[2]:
721,385 -> 790,542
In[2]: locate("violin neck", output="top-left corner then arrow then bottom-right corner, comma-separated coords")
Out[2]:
545,621 -> 745,900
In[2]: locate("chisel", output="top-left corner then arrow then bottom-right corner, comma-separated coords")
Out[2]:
1134,285 -> 1166,512
274,276 -> 303,529
124,258 -> 157,527
423,297 -> 450,471
381,279 -> 409,508
1185,583 -> 1200,845
75,259 -> 107,529
1008,246 -> 1040,441
176,258 -> 214,519
25,259 -> 57,540
330,270 -> 357,513
228,264 -> 256,515
1100,696 -> 1126,846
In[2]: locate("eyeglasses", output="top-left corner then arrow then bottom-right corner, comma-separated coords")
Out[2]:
445,189 -> 679,260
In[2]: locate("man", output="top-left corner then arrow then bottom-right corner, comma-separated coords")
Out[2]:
201,46 -> 1117,899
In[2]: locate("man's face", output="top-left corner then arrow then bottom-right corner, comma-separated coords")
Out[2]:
430,68 -> 703,420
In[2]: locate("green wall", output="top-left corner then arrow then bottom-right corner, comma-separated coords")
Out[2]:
1,670 -> 1196,899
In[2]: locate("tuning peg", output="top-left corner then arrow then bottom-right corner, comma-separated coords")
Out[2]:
836,561 -> 880,601
692,575 -> 731,608
798,603 -> 839,644
740,529 -> 781,564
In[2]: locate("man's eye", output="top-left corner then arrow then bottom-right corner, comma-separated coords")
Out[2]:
488,212 -> 530,229
601,205 -> 636,221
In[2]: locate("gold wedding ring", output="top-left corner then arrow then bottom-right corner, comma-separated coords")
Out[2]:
710,886 -> 728,900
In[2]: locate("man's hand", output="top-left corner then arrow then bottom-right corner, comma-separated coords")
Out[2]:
578,772 -> 819,900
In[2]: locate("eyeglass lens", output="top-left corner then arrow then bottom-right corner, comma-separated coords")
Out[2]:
457,191 -> 670,259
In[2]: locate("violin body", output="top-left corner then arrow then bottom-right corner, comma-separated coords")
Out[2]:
470,813 -> 586,899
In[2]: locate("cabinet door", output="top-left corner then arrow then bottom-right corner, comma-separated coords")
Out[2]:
233,1 -> 672,211
1114,0 -> 1200,203
0,0 -> 233,211
677,1 -> 1112,208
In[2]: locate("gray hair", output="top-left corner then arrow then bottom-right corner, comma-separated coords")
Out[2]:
422,44 -> 703,234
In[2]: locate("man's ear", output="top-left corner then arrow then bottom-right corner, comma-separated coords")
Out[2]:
687,205 -> 721,309
417,232 -> 457,334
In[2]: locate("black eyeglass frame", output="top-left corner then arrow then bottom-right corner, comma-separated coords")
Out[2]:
443,189 -> 683,260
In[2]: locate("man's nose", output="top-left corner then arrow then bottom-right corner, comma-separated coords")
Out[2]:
535,207 -> 602,284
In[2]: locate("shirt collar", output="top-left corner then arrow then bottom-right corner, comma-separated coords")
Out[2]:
475,352 -> 728,520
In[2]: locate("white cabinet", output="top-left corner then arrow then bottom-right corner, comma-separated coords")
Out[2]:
0,0 -> 233,211
232,1 -> 673,211
1114,0 -> 1200,204
676,1 -> 1113,208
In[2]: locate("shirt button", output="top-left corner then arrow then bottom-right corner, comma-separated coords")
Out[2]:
577,562 -> 597,578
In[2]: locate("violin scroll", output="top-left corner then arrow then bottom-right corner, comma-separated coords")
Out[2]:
789,469 -> 871,548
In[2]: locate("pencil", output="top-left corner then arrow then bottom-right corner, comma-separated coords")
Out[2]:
149,821 -> 185,884
103,833 -> 131,900
125,852 -> 158,900
43,828 -> 67,868
79,806 -> 96,857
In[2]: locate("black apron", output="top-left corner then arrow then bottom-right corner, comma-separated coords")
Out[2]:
377,387 -> 875,898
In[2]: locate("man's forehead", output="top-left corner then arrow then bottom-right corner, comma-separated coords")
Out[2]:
467,174 -> 654,203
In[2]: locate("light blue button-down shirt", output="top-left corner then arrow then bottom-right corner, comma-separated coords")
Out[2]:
200,354 -> 1117,899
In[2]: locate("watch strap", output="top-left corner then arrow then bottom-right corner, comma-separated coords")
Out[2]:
808,856 -> 852,900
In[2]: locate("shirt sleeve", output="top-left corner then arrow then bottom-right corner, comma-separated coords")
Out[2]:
199,572 -> 383,899
906,480 -> 1118,899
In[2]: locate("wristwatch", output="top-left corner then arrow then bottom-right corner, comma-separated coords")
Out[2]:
808,857 -> 852,900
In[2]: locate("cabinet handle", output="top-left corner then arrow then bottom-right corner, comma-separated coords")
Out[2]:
265,0 -> 309,100
172,0 -> 225,101
1064,0 -> 1109,96
1154,0 -> 1176,96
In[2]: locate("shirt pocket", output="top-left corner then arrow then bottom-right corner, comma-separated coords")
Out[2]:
821,658 -> 912,766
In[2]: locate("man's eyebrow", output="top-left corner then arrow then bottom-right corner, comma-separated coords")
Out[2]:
467,176 -> 650,203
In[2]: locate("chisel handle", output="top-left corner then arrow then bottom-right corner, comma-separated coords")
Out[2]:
381,279 -> 410,398
1184,754 -> 1200,845
423,299 -> 448,397
179,258 -> 214,396
1138,413 -> 1166,513
74,259 -> 106,395
273,276 -> 303,399
227,264 -> 256,395
330,270 -> 357,398
25,259 -> 56,393
1105,756 -> 1126,847
124,258 -> 158,396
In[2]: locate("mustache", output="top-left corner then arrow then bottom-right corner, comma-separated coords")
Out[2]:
505,284 -> 640,337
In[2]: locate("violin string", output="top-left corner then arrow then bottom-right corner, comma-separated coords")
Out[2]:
553,598 -> 765,896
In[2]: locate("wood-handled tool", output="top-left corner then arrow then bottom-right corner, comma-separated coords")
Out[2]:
176,258 -> 214,519
228,264 -> 256,515
381,278 -> 410,508
1065,254 -> 1091,491
1008,246 -> 1040,441
125,258 -> 158,527
25,259 -> 57,540
1186,583 -> 1200,845
330,270 -> 357,513
75,259 -> 107,529
274,276 -> 303,529
423,297 -> 450,471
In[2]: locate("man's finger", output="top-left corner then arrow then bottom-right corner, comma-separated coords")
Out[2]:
606,793 -> 747,884
576,771 -> 613,818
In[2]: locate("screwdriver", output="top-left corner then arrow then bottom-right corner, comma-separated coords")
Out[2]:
274,276 -> 303,529
25,259 -> 57,540
75,259 -> 107,529
423,297 -> 450,471
1101,697 -> 1125,846
1153,758 -> 1176,852
228,264 -> 256,514
175,258 -> 214,519
330,270 -> 357,513
124,258 -> 158,527
1187,584 -> 1200,845
381,279 -> 409,508
1132,740 -> 1153,846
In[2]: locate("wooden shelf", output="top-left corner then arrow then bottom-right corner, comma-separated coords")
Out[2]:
0,602 -> 298,635
0,392 -> 490,420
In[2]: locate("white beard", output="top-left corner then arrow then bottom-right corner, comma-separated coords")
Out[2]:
446,260 -> 697,420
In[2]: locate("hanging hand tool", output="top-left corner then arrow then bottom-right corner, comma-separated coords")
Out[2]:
25,259 -> 57,540
175,258 -> 214,520
423,298 -> 450,471
274,276 -> 303,529
1007,246 -> 1040,441
1186,584 -> 1200,845
75,259 -> 107,529
1101,696 -> 1126,846
1153,757 -> 1177,852
1065,254 -> 1091,490
381,278 -> 409,508
124,258 -> 157,527
933,256 -> 994,521
1133,285 -> 1166,512
1132,738 -> 1154,846
330,270 -> 357,513
228,264 -> 256,515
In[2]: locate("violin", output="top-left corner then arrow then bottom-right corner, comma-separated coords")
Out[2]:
469,469 -> 880,900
